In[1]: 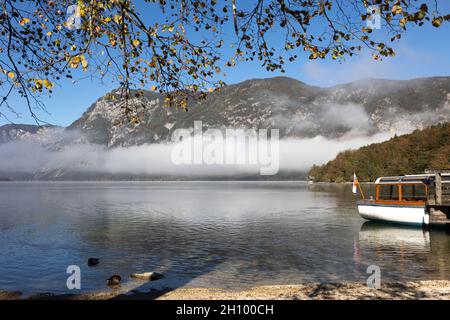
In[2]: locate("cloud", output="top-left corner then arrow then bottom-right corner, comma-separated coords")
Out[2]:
0,126 -> 400,178
271,98 -> 378,138
278,131 -> 395,171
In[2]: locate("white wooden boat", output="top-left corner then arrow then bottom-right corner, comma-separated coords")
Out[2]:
356,172 -> 450,227
358,201 -> 428,226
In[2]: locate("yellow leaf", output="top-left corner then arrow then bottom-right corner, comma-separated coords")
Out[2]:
80,55 -> 88,70
113,14 -> 121,24
392,5 -> 402,15
151,85 -> 157,91
432,17 -> 443,27
43,79 -> 53,89
19,18 -> 30,26
69,55 -> 88,70
69,56 -> 81,68
35,79 -> 43,89
132,39 -> 141,47
208,88 -> 214,93
8,71 -> 15,79
46,31 -> 52,36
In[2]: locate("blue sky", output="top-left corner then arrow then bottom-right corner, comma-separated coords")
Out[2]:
1,1 -> 449,127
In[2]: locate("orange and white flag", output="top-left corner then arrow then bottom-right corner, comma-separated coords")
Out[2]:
352,173 -> 359,194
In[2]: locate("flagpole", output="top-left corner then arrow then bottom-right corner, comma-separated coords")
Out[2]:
357,180 -> 365,200
353,173 -> 365,200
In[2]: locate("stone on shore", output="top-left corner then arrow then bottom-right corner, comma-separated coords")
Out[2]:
130,272 -> 164,281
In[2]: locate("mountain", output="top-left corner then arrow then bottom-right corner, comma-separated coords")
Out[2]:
309,122 -> 450,182
0,124 -> 53,144
68,76 -> 450,147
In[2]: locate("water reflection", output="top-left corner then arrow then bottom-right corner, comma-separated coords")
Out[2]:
359,222 -> 431,253
355,221 -> 450,281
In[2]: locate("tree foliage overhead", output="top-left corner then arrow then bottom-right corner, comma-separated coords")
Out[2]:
309,122 -> 450,183
0,0 -> 449,123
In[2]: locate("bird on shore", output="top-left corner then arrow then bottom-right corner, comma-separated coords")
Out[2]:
107,275 -> 121,287
87,258 -> 99,267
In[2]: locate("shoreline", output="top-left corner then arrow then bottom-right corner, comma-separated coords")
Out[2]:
2,280 -> 449,300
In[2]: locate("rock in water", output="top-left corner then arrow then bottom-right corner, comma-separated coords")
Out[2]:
87,258 -> 99,266
130,272 -> 164,281
107,275 -> 121,287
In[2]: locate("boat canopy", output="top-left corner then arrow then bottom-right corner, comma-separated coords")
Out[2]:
375,174 -> 450,185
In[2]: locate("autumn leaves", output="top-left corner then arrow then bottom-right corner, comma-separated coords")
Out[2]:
1,0 -> 449,124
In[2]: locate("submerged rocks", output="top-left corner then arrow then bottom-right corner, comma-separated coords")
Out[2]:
130,272 -> 164,281
84,256 -> 164,288
107,275 -> 122,287
87,258 -> 99,266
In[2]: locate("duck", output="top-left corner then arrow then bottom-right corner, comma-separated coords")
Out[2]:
107,275 -> 121,287
87,258 -> 99,267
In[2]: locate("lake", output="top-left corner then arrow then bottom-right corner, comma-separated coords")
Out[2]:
0,181 -> 449,296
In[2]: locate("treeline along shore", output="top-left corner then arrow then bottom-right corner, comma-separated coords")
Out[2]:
309,123 -> 450,183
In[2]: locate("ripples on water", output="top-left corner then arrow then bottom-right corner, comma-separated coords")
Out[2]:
0,181 -> 449,295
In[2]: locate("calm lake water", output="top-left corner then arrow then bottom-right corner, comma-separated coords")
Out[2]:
0,181 -> 449,296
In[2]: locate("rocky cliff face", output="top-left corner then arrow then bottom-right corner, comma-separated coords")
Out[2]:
67,76 -> 450,147
0,124 -> 51,144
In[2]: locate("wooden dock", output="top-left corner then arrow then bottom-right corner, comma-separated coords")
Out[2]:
426,169 -> 450,226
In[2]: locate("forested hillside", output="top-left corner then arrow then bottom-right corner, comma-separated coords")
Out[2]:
309,123 -> 450,182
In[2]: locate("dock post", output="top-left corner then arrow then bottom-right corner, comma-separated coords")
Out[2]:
435,172 -> 442,206
427,169 -> 450,226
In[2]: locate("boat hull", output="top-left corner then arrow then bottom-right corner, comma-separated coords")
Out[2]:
357,202 -> 429,226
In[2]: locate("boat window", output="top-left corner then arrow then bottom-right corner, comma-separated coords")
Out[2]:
378,184 -> 399,200
401,184 -> 427,201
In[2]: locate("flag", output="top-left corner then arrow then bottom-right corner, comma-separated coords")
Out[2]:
352,173 -> 359,194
